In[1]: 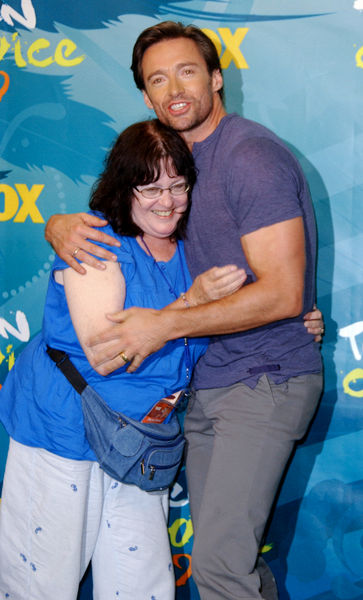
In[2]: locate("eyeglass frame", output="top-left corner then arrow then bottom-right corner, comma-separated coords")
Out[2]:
134,182 -> 190,199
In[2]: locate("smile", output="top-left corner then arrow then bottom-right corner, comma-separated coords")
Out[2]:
152,209 -> 174,217
169,101 -> 189,112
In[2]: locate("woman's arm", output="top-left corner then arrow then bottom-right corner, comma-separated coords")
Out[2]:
54,261 -> 126,371
168,265 -> 247,309
54,259 -> 246,374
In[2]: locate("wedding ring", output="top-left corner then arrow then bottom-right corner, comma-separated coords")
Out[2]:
120,351 -> 129,363
72,247 -> 80,258
320,327 -> 324,334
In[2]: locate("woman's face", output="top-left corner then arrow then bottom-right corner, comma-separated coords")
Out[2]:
131,165 -> 189,240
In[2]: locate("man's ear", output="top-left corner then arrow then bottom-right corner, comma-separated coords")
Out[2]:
212,69 -> 223,93
142,90 -> 154,110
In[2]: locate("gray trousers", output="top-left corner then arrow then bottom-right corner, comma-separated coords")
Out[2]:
184,373 -> 323,599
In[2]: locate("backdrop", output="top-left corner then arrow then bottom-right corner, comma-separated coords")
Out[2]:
0,1 -> 362,599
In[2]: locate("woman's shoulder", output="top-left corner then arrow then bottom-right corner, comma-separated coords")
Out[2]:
82,211 -> 137,263
87,210 -> 121,240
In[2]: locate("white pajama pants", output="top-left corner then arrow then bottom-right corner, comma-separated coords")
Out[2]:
0,439 -> 175,600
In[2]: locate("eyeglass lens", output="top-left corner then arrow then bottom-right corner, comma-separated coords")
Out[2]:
137,183 -> 189,198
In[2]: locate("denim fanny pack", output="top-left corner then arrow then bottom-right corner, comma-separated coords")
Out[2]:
47,347 -> 185,492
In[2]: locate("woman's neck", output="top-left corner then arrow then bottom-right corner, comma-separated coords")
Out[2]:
137,234 -> 177,262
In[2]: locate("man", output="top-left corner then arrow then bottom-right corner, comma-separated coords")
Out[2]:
46,22 -> 323,599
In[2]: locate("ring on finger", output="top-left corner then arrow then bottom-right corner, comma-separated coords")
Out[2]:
72,247 -> 80,258
119,351 -> 129,363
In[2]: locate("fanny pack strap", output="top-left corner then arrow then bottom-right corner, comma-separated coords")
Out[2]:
46,346 -> 88,395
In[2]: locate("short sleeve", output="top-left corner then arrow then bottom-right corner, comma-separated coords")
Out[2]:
227,138 -> 304,237
52,211 -> 136,281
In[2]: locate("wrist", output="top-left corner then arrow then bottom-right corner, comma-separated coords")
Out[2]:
160,305 -> 188,340
181,290 -> 199,307
180,292 -> 191,307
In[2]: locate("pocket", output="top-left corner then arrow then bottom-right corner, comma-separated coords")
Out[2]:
263,376 -> 289,408
263,373 -> 323,440
137,437 -> 186,490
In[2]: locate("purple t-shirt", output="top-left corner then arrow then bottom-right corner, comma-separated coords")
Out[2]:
185,113 -> 322,390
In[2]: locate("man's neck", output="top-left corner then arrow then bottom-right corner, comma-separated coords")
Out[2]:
181,102 -> 227,150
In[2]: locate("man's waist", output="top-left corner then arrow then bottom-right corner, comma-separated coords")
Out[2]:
192,342 -> 322,390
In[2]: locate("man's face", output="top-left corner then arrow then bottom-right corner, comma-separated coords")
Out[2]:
141,37 -> 223,139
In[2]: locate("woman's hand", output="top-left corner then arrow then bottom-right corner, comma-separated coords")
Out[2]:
304,306 -> 324,342
187,265 -> 247,306
45,213 -> 121,274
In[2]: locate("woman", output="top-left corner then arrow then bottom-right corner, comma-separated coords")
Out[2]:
0,120 -> 246,600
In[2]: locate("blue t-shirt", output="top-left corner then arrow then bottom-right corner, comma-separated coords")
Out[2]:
0,227 -> 208,460
185,113 -> 322,389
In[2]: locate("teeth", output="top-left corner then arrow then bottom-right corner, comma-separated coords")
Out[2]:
170,102 -> 187,110
152,210 -> 173,217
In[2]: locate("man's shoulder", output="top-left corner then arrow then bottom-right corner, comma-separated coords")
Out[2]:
219,114 -> 286,150
223,116 -> 304,177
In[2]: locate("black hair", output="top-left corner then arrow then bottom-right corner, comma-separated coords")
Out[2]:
89,119 -> 196,239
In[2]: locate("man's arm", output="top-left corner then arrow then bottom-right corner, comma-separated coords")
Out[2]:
88,216 -> 306,374
45,213 -> 121,274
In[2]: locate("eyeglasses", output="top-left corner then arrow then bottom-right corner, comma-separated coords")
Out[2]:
135,182 -> 190,199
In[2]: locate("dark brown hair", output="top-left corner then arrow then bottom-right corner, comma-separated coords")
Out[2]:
89,119 -> 196,239
131,21 -> 224,101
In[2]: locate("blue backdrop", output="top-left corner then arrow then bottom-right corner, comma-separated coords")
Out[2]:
1,1 -> 362,598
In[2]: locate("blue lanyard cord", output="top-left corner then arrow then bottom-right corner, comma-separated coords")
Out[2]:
140,236 -> 192,385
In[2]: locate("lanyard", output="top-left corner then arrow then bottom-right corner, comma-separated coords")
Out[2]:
140,235 -> 192,385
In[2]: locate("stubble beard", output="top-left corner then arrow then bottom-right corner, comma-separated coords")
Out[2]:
160,90 -> 215,134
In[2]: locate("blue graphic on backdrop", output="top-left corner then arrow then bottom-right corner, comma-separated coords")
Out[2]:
0,66 -> 115,182
0,0 -> 332,32
0,0 -> 199,32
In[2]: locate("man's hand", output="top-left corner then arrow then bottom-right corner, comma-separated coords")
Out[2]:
87,307 -> 167,375
45,213 -> 120,274
87,265 -> 247,375
88,304 -> 325,376
304,306 -> 324,342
